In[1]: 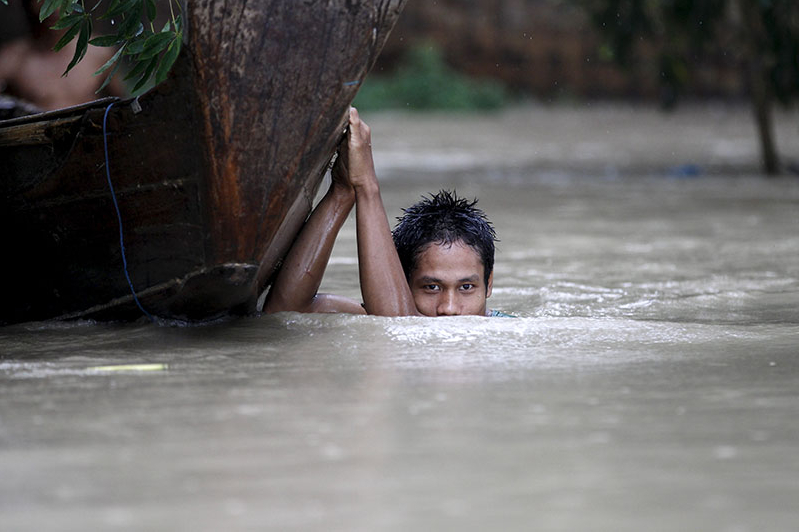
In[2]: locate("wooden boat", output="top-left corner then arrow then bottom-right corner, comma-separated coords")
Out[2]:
0,0 -> 406,325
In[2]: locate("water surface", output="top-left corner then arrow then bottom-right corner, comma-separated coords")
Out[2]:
2,106 -> 798,531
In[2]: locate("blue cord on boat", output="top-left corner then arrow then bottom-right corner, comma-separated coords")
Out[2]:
103,102 -> 156,323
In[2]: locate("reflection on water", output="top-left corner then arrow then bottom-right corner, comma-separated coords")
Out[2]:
2,107 -> 799,531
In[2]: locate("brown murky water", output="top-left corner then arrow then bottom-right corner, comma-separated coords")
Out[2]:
1,104 -> 798,531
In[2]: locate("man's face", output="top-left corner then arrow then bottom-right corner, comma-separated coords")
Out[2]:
409,240 -> 493,316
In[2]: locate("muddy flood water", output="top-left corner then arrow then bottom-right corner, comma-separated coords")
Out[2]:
1,104 -> 798,531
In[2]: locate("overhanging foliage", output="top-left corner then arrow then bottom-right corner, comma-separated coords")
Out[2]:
1,0 -> 183,93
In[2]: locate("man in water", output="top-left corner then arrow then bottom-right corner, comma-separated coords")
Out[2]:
264,107 -> 502,317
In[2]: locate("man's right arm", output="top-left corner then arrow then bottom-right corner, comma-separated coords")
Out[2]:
263,160 -> 365,315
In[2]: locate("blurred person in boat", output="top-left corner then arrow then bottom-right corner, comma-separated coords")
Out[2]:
0,0 -> 124,112
265,107 -> 510,318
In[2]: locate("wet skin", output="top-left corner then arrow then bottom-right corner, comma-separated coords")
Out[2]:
264,109 -> 493,317
409,240 -> 493,316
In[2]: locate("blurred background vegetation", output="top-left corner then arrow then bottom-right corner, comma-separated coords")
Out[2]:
364,0 -> 797,105
353,44 -> 509,111
355,0 -> 798,174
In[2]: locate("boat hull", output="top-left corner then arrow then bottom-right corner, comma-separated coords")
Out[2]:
0,0 -> 406,324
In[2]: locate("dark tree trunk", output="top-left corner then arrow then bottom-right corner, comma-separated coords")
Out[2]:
747,55 -> 781,175
739,0 -> 781,175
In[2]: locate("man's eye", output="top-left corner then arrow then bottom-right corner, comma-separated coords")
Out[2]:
461,284 -> 475,291
423,284 -> 440,291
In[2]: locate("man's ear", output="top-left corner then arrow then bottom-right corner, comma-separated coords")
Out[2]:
486,270 -> 493,298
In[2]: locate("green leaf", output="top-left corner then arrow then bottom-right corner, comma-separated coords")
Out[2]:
60,0 -> 74,14
145,0 -> 156,21
137,31 -> 173,60
1,0 -> 9,6
118,2 -> 143,38
103,0 -> 139,20
128,22 -> 145,39
132,55 -> 159,93
94,43 -> 126,76
102,0 -> 121,16
50,12 -> 84,30
124,34 -> 149,55
39,0 -> 61,21
89,34 -> 121,47
122,52 -> 151,81
62,18 -> 91,76
122,52 -> 150,81
155,36 -> 181,85
52,18 -> 82,52
95,57 -> 123,94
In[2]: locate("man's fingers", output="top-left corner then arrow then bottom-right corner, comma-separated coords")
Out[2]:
349,107 -> 360,133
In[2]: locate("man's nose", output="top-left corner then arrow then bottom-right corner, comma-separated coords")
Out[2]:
436,291 -> 460,316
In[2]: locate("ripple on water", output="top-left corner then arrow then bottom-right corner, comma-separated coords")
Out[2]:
492,273 -> 799,325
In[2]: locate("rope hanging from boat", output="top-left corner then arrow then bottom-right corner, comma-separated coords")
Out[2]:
103,102 -> 157,324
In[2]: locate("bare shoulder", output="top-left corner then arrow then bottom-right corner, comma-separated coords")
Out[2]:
264,293 -> 366,315
308,294 -> 367,314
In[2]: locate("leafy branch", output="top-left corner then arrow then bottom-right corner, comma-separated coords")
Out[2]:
0,0 -> 184,93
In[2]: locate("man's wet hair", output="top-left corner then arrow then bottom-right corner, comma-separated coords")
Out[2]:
392,190 -> 497,287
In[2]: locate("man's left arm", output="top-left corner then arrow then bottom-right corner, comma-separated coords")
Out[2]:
345,108 -> 420,316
